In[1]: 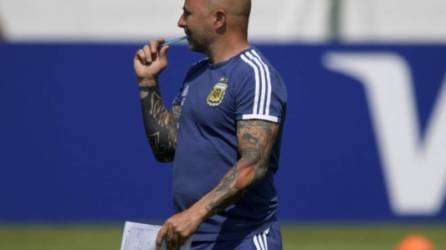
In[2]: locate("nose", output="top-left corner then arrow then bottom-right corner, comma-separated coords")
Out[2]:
178,14 -> 186,28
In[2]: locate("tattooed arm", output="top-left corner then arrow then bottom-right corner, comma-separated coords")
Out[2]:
156,120 -> 279,249
140,87 -> 181,162
134,39 -> 180,162
196,120 -> 279,214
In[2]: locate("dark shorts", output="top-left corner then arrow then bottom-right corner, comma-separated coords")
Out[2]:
191,222 -> 282,250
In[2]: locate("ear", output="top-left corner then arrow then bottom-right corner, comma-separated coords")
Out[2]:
213,9 -> 227,30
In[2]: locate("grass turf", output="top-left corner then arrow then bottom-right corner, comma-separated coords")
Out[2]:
0,224 -> 445,250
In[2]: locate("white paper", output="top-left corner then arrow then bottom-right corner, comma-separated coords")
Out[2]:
120,221 -> 192,250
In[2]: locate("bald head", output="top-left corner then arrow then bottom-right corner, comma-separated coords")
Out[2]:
205,0 -> 251,36
179,0 -> 251,56
207,0 -> 251,18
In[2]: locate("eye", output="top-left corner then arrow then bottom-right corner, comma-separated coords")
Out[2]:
182,8 -> 191,17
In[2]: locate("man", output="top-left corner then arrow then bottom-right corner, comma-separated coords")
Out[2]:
134,0 -> 287,249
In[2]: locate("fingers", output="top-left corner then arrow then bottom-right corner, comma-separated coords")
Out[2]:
156,225 -> 168,249
167,228 -> 179,250
159,45 -> 170,61
143,44 -> 153,64
150,40 -> 158,54
147,39 -> 166,63
175,235 -> 187,249
157,224 -> 187,250
135,38 -> 167,65
167,225 -> 185,250
136,49 -> 146,64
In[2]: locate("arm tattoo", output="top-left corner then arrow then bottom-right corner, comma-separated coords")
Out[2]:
140,86 -> 181,162
203,120 -> 279,215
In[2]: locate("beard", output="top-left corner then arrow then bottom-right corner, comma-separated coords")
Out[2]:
185,29 -> 208,53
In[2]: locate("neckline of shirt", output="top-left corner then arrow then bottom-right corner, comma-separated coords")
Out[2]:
208,46 -> 254,70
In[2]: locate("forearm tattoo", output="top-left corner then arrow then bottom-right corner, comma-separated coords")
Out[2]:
140,86 -> 181,162
204,120 -> 279,214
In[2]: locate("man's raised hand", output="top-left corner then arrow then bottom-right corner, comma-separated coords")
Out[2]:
134,39 -> 169,87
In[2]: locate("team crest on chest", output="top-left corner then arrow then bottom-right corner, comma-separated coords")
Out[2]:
207,77 -> 228,106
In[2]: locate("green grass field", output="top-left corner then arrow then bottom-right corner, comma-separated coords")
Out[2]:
0,224 -> 445,250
